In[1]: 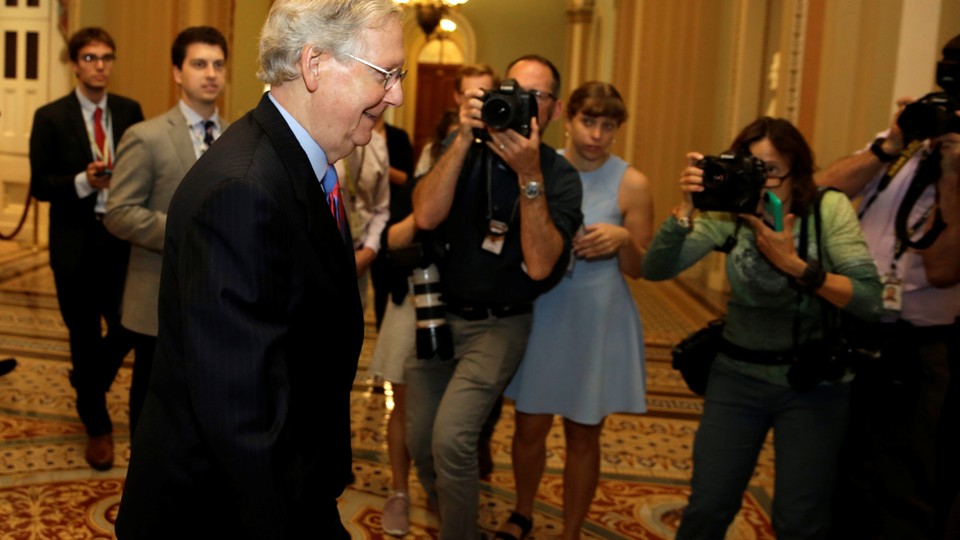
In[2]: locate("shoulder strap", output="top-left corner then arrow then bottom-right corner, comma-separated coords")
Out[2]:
715,218 -> 743,253
794,187 -> 834,347
894,147 -> 946,251
815,187 -> 842,334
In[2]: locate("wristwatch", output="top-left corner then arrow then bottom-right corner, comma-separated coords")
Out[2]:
672,205 -> 693,230
522,180 -> 542,200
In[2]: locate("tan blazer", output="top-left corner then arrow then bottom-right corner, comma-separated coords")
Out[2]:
104,106 -> 228,336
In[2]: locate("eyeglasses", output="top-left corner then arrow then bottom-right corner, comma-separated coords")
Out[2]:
764,165 -> 791,185
531,89 -> 556,104
345,53 -> 407,91
79,53 -> 116,64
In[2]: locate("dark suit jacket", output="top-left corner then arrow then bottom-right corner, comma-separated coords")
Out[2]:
116,94 -> 364,539
29,91 -> 143,276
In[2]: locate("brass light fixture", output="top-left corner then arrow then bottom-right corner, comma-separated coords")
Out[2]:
394,0 -> 469,37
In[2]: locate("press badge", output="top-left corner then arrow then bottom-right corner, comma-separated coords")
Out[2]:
481,219 -> 509,255
882,273 -> 902,313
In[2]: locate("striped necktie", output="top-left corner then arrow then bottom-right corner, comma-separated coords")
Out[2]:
203,120 -> 216,149
322,165 -> 347,235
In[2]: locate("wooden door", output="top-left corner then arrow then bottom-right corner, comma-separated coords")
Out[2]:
0,0 -> 49,156
0,0 -> 53,244
413,62 -> 460,163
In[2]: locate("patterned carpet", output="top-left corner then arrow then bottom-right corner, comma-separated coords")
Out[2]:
0,242 -> 775,539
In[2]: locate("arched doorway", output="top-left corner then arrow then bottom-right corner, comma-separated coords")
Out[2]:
395,10 -> 475,163
412,37 -> 462,161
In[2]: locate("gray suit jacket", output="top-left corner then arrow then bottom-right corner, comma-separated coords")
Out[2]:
104,105 -> 228,336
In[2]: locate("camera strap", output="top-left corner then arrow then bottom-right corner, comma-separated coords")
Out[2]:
793,188 -> 838,349
893,147 -> 946,252
715,219 -> 743,253
484,151 -> 519,228
858,139 -> 925,220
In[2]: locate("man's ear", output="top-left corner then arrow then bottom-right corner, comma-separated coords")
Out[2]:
172,65 -> 183,86
301,45 -> 321,92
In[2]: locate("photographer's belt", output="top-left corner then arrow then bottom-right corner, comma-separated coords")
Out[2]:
445,299 -> 532,321
719,338 -> 795,366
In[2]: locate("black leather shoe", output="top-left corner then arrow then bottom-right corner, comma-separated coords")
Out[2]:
85,434 -> 114,471
0,358 -> 16,377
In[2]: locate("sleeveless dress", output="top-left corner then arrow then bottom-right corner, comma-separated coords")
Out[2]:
368,288 -> 416,385
504,153 -> 647,425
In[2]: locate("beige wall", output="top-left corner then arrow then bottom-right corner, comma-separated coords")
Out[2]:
394,0 -> 569,149
77,0 -> 263,122
52,0 -> 960,183
36,0 -> 960,293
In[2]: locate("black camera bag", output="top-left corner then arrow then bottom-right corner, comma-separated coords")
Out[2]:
786,188 -> 881,390
671,319 -> 725,396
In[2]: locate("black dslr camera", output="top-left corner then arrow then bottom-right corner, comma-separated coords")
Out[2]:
475,78 -> 539,141
692,151 -> 767,213
897,92 -> 960,143
897,37 -> 960,142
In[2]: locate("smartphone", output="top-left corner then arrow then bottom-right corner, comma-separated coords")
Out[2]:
763,191 -> 783,232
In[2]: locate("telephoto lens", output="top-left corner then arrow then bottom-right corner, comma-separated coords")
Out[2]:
411,264 -> 454,361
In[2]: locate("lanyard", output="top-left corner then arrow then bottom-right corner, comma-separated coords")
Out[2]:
858,139 -> 925,220
484,151 -> 519,226
85,107 -> 112,164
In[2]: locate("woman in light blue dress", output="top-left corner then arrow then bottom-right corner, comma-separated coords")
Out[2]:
498,82 -> 652,540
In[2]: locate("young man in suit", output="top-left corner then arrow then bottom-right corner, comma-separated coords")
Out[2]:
29,27 -> 143,471
103,26 -> 229,436
116,1 -> 405,538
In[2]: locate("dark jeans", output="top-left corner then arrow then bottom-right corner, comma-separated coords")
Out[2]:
677,361 -> 849,540
831,321 -> 951,540
936,318 -> 959,539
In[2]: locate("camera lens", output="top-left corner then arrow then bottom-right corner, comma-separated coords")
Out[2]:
410,264 -> 454,361
481,95 -> 518,130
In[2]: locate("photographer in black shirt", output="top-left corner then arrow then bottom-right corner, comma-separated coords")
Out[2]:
408,55 -> 582,540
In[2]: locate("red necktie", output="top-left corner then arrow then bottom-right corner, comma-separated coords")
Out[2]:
93,107 -> 110,167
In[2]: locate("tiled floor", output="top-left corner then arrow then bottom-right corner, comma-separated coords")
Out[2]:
0,241 -> 775,539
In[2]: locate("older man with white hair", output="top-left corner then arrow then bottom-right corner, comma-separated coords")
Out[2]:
116,1 -> 405,538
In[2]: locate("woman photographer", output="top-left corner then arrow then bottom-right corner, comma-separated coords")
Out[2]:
642,117 -> 881,539
498,81 -> 652,540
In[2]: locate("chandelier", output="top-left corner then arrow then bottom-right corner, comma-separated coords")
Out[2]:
394,0 -> 469,37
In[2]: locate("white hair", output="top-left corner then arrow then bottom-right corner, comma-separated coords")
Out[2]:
257,0 -> 401,85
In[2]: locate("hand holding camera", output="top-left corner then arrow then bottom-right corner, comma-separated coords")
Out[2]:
895,50 -> 960,143
475,79 -> 539,141
457,87 -> 488,142
691,151 -> 767,213
897,92 -> 960,143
